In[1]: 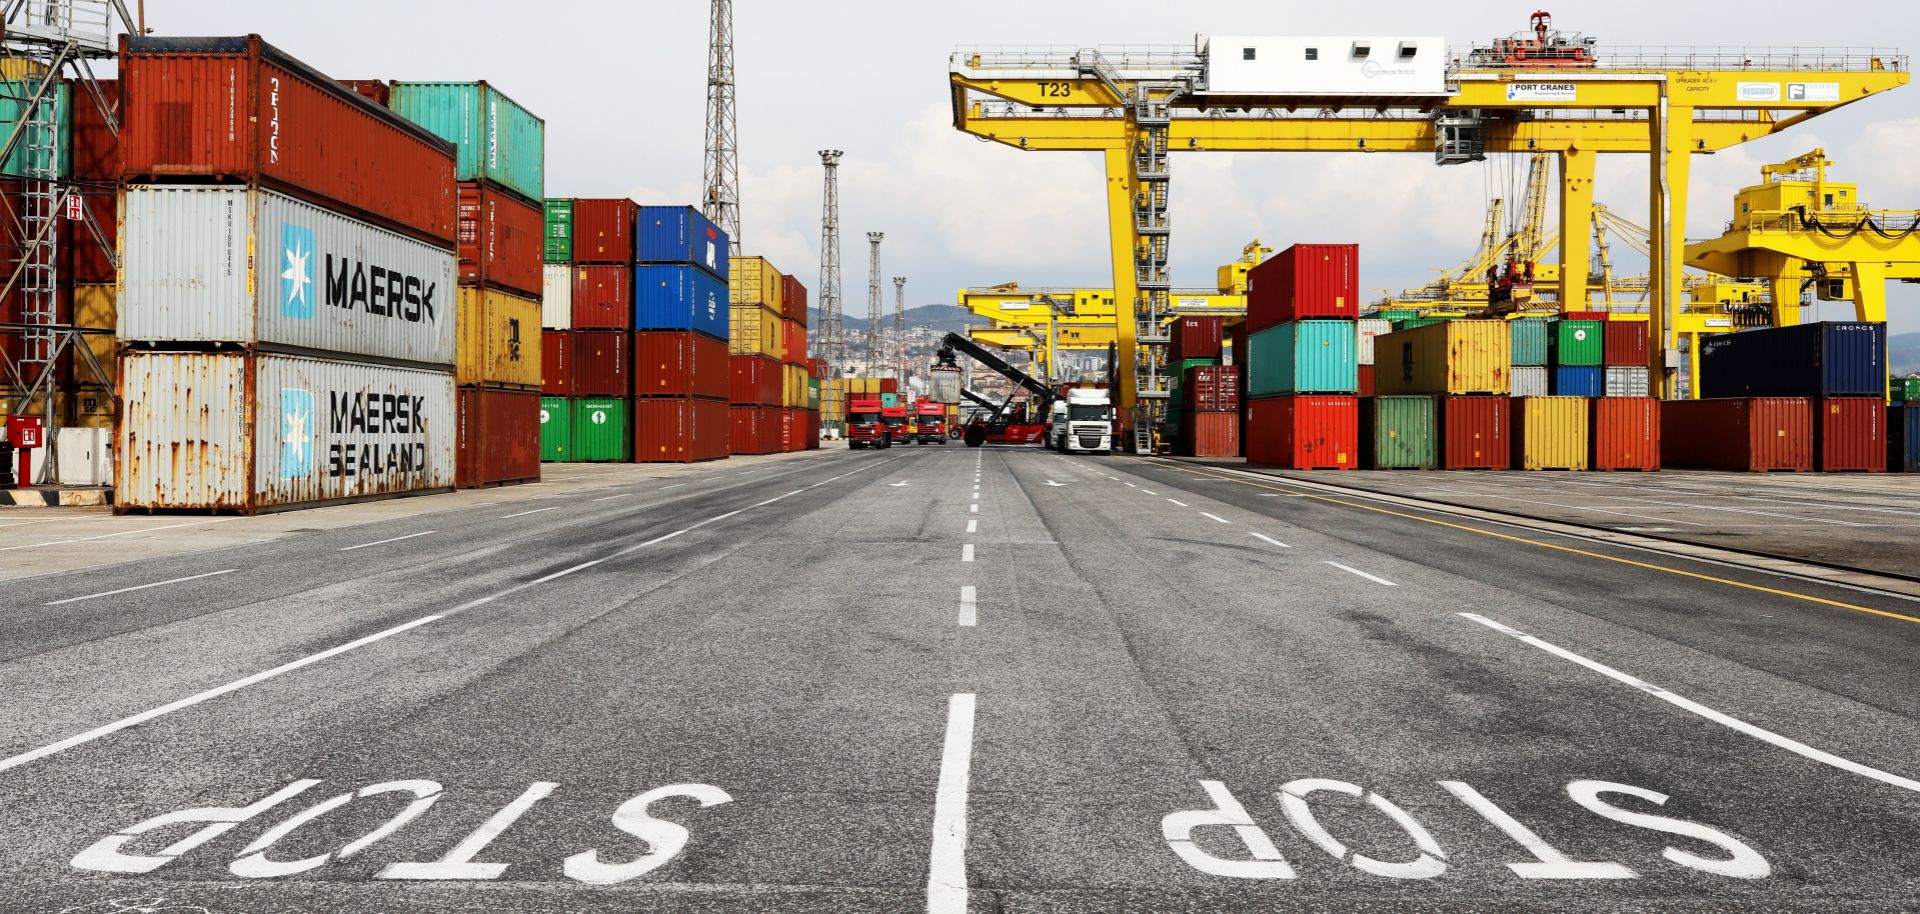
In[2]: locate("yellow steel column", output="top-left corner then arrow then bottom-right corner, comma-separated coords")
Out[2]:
1102,145 -> 1140,429
1768,273 -> 1803,328
1556,147 -> 1595,312
1846,260 -> 1889,323
1648,99 -> 1695,398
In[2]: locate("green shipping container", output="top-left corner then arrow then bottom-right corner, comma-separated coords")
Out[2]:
1364,395 -> 1437,469
544,198 -> 574,263
390,81 -> 545,204
1393,317 -> 1451,331
540,396 -> 570,461
1510,318 -> 1549,367
1248,320 -> 1359,396
0,81 -> 72,178
570,398 -> 631,462
1891,376 -> 1920,403
1370,310 -> 1419,322
1550,320 -> 1604,367
808,378 -> 821,409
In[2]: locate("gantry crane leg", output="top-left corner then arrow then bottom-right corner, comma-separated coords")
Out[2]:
1102,145 -> 1141,435
1556,147 -> 1596,311
1648,102 -> 1696,397
1845,261 -> 1890,323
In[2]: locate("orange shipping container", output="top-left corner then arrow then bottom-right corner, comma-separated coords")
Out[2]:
1815,397 -> 1885,472
1590,397 -> 1660,471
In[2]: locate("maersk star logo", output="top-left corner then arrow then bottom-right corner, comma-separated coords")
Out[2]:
281,388 -> 315,480
280,223 -> 316,319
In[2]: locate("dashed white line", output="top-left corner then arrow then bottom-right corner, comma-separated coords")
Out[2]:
591,493 -> 634,502
43,569 -> 238,606
969,504 -> 978,514
1460,613 -> 1920,794
338,531 -> 435,552
1142,490 -> 1159,496
958,586 -> 977,627
966,520 -> 978,534
1124,482 -> 1137,488
1166,499 -> 1189,507
1199,512 -> 1230,524
1249,532 -> 1291,549
928,694 -> 977,913
971,493 -> 979,500
962,544 -> 975,563
500,507 -> 558,519
1326,561 -> 1397,586
661,483 -> 687,490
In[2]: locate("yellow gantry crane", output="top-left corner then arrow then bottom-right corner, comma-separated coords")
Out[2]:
949,19 -> 1907,446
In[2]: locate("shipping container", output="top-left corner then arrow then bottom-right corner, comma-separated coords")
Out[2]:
729,303 -> 783,358
455,288 -> 541,389
1180,412 -> 1240,458
1183,364 -> 1240,413
1604,366 -> 1650,398
456,182 -> 543,298
635,264 -> 729,340
633,396 -> 729,463
1603,321 -> 1650,367
1549,320 -> 1604,367
1699,322 -> 1886,398
120,35 -> 457,244
1509,318 -> 1549,367
539,395 -> 569,461
1439,395 -> 1511,470
783,363 -> 810,408
388,81 -> 544,205
731,256 -> 784,311
1362,395 -> 1438,470
1550,365 -> 1605,397
1169,315 -> 1225,362
569,397 -> 630,462
1246,243 -> 1358,331
1374,320 -> 1512,395
633,330 -> 729,400
569,198 -> 636,264
1815,397 -> 1885,472
1244,395 -> 1357,469
337,78 -> 389,108
541,264 -> 573,329
1891,406 -> 1920,472
730,404 -> 779,455
0,80 -> 69,177
70,284 -> 116,389
541,329 -> 570,396
929,367 -> 962,405
61,191 -> 117,283
1511,396 -> 1590,470
1660,398 -> 1812,472
1247,320 -> 1359,396
781,274 -> 810,326
543,198 -> 573,263
570,265 -> 631,329
1357,364 -> 1375,398
1893,377 -> 1920,403
783,319 -> 809,365
455,387 -> 540,487
636,205 -> 729,280
1512,365 -> 1548,397
730,353 -> 783,406
68,77 -> 119,181
1355,318 -> 1392,366
1591,397 -> 1660,471
118,350 -> 454,512
119,183 -> 456,365
568,329 -> 630,397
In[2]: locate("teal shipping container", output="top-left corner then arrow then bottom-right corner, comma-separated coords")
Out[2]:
1550,319 -> 1604,367
1510,318 -> 1549,367
1362,395 -> 1437,469
0,80 -> 72,178
390,81 -> 545,204
1248,320 -> 1358,396
880,392 -> 900,408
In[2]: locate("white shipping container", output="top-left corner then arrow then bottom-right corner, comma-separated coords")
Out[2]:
119,184 -> 456,365
542,264 -> 573,329
1512,365 -> 1549,397
1355,318 -> 1392,366
118,351 -> 455,513
1605,366 -> 1651,398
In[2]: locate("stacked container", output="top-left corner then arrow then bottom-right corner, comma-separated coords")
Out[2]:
1373,320 -> 1512,469
115,36 -> 460,512
729,255 -> 786,455
633,202 -> 729,463
1242,244 -> 1360,469
1509,318 -> 1549,397
1546,318 -> 1605,397
1687,322 -> 1886,472
778,272 -> 818,451
1164,315 -> 1228,455
1602,320 -> 1652,397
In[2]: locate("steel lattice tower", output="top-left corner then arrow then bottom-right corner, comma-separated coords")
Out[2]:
892,276 -> 907,378
701,0 -> 740,244
865,233 -> 884,373
816,151 -> 844,368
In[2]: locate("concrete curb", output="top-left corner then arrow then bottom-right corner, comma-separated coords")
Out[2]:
0,488 -> 111,508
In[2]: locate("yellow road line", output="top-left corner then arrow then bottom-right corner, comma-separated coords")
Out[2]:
1150,460 -> 1920,626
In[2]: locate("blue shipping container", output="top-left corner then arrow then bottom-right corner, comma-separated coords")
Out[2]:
1699,321 -> 1886,398
1510,318 -> 1549,367
1550,365 -> 1605,397
635,264 -> 729,341
636,205 -> 730,281
1893,405 -> 1920,473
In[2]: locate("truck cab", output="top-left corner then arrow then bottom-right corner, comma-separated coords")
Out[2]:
880,405 -> 910,445
913,403 -> 947,444
847,398 -> 891,449
1050,388 -> 1113,454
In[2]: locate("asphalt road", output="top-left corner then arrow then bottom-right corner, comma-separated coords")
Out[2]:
1,444 -> 1917,913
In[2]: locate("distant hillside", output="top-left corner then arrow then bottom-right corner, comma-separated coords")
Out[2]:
1894,332 -> 1920,376
806,304 -> 985,336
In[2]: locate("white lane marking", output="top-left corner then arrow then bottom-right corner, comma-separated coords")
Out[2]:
660,484 -> 686,490
0,519 -> 234,554
969,504 -> 979,514
972,485 -> 980,491
43,569 -> 238,607
1142,490 -> 1159,496
962,544 -> 975,563
971,493 -> 979,500
0,615 -> 442,775
1166,499 -> 1189,507
1200,512 -> 1230,524
1460,613 -> 1920,794
928,693 -> 977,914
500,507 -> 558,519
966,520 -> 978,534
591,493 -> 634,502
1249,532 -> 1292,549
338,531 -> 435,552
958,586 -> 977,627
1325,562 -> 1397,586
1125,482 -> 1137,488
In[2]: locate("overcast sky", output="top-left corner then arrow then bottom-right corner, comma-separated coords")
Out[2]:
152,1 -> 1919,334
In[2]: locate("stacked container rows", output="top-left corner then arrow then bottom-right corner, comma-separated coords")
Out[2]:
729,256 -> 818,454
1164,315 -> 1239,458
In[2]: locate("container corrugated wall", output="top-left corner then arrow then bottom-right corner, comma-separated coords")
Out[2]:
539,395 -> 569,461
388,81 -> 545,205
633,397 -> 729,464
455,288 -> 541,388
1375,321 -> 1511,395
1604,366 -> 1650,398
1247,320 -> 1358,396
569,198 -> 636,264
1660,398 -> 1812,471
1246,243 -> 1358,331
636,205 -> 729,280
1699,322 -> 1886,398
635,264 -> 729,340
1551,366 -> 1604,397
1549,320 -> 1603,366
570,265 -> 631,328
569,398 -> 630,462
120,184 -> 457,365
455,387 -> 540,487
543,198 -> 573,263
1363,395 -> 1437,469
1603,321 -> 1649,366
541,331 -> 570,395
1591,397 -> 1660,471
729,305 -> 783,358
568,330 -> 630,396
1440,396 -> 1510,469
1816,397 -> 1885,472
1355,318 -> 1392,366
541,265 -> 573,329
1512,366 -> 1548,397
1510,318 -> 1549,367
1245,395 -> 1357,469
1892,406 -> 1920,472
457,182 -> 544,298
633,331 -> 729,400
1512,396 -> 1590,470
730,256 -> 785,312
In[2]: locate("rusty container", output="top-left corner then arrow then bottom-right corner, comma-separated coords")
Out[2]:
456,387 -> 541,488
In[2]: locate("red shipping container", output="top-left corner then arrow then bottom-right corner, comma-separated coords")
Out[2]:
1182,412 -> 1241,458
571,198 -> 637,264
1440,395 -> 1511,470
568,329 -> 630,396
1245,395 -> 1357,469
571,265 -> 633,329
61,192 -> 117,284
880,378 -> 899,394
1661,398 -> 1811,472
781,275 -> 810,327
1815,397 -> 1885,472
783,320 -> 808,365
807,358 -> 829,379
119,35 -> 457,244
730,354 -> 783,406
456,388 -> 542,488
541,329 -> 571,395
633,396 -> 730,463
1358,364 -> 1376,398
68,78 -> 119,181
1562,311 -> 1608,321
1184,364 -> 1240,413
337,79 -> 390,108
1246,243 -> 1359,332
1590,397 -> 1660,471
1603,321 -> 1650,367
634,331 -> 729,400
458,182 -> 543,298
1170,315 -> 1225,362
730,405 -> 778,455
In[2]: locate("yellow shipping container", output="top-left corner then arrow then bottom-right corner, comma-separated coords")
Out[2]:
1513,396 -> 1590,470
73,284 -> 117,389
783,364 -> 809,407
456,287 -> 542,389
729,256 -> 784,313
729,303 -> 783,357
1373,320 -> 1511,396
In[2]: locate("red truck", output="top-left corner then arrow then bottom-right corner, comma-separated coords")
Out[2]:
847,398 -> 892,449
911,401 -> 948,445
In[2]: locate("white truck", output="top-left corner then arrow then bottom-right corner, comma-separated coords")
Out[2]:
1049,388 -> 1114,454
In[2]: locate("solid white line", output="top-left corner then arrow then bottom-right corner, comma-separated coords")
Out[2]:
0,519 -> 232,554
0,614 -> 443,775
1325,561 -> 1397,586
962,544 -> 975,563
591,493 -> 634,502
966,520 -> 978,534
1200,512 -> 1230,524
500,507 -> 558,519
1249,532 -> 1292,549
1460,613 -> 1920,794
338,531 -> 435,552
1166,499 -> 1189,507
661,483 -> 687,490
958,586 -> 977,627
43,569 -> 238,606
927,693 -> 976,914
